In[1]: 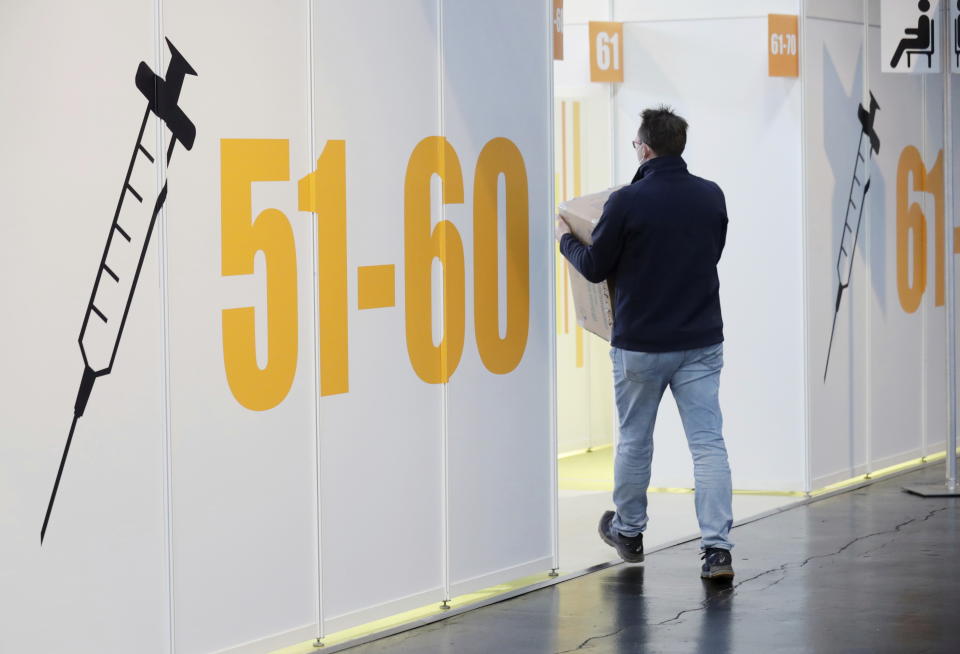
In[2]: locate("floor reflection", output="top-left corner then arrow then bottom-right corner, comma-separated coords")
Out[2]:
697,577 -> 734,654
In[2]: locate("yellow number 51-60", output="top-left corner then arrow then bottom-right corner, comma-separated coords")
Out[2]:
221,136 -> 531,412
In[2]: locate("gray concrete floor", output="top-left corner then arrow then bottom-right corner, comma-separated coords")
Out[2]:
344,459 -> 960,653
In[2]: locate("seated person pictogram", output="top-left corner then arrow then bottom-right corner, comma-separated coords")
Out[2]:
890,0 -> 936,69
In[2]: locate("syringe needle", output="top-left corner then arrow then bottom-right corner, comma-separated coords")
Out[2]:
40,413 -> 80,544
41,367 -> 96,544
824,288 -> 843,382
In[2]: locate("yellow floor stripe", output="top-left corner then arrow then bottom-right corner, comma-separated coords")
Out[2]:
274,572 -> 553,653
557,443 -> 613,459
808,449 -> 959,497
557,447 -> 957,497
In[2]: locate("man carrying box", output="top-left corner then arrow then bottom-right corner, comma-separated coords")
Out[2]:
556,106 -> 734,580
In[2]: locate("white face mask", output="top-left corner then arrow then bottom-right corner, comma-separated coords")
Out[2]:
637,143 -> 653,165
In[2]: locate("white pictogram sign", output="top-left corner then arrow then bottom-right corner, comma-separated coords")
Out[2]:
882,0 -> 943,73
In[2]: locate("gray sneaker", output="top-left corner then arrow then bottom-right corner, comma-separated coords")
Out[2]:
700,547 -> 734,580
598,510 -> 645,563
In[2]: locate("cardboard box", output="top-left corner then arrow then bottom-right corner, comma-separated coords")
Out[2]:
559,187 -> 623,342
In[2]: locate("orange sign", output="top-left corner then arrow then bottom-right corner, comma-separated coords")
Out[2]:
768,14 -> 799,77
553,0 -> 563,61
589,21 -> 623,83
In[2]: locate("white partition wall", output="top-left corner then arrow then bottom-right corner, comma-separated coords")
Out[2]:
0,1 -> 555,652
0,2 -> 170,652
441,0 -> 555,596
923,70 -> 949,458
803,6 -> 871,488
803,0 -> 957,488
309,0 -> 446,633
864,20 -> 926,471
161,2 -> 319,652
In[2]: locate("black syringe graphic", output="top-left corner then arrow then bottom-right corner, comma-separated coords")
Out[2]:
40,39 -> 197,544
824,93 -> 880,382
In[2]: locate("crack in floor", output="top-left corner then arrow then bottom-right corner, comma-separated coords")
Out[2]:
652,505 -> 949,628
555,627 -> 627,653
554,505 -> 951,646
757,569 -> 789,591
858,535 -> 899,559
653,589 -> 732,627
791,506 -> 948,569
382,506 -> 951,654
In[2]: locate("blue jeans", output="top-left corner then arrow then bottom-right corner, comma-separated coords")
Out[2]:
610,343 -> 734,551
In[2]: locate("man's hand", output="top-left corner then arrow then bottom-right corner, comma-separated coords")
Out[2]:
555,215 -> 571,242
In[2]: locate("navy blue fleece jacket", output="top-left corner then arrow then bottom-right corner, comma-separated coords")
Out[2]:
560,155 -> 728,352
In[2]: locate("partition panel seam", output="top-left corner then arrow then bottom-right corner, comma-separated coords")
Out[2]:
941,0 -> 958,485
546,0 -> 560,574
921,49 -> 928,458
438,0 -> 451,606
800,0 -> 813,493
153,0 -> 176,649
863,0 -> 873,475
306,0 -> 324,640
